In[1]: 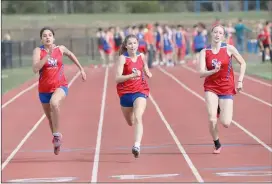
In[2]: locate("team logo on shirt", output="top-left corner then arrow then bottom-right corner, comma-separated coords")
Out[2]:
48,57 -> 58,67
211,59 -> 221,69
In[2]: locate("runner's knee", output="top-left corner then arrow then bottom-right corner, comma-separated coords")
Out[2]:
209,117 -> 217,125
127,116 -> 134,126
134,114 -> 143,124
50,98 -> 60,110
220,118 -> 232,128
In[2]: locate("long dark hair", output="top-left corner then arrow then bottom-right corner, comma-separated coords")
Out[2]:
40,27 -> 55,39
119,34 -> 138,56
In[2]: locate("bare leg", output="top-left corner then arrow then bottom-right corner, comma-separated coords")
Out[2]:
99,50 -> 106,66
121,106 -> 135,126
219,98 -> 233,128
131,97 -> 147,158
41,103 -> 53,133
50,87 -> 66,155
50,88 -> 66,134
205,91 -> 222,153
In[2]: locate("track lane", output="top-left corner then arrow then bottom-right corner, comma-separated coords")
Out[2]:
163,66 -> 272,146
96,67 -> 199,183
2,67 -> 78,163
2,67 -> 106,182
149,67 -> 271,182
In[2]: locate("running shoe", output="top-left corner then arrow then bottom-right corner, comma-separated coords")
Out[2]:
132,146 -> 140,158
52,133 -> 62,155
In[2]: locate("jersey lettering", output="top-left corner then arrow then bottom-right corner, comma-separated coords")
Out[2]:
48,57 -> 58,67
211,59 -> 221,69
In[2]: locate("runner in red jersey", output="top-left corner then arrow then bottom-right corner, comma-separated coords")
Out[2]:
32,27 -> 86,155
199,25 -> 246,154
116,34 -> 152,158
258,21 -> 272,62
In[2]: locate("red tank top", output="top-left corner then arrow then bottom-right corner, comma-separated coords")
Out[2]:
38,45 -> 68,93
204,43 -> 236,95
116,52 -> 150,97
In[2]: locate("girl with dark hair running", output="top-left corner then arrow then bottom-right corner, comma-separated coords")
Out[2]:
32,27 -> 86,155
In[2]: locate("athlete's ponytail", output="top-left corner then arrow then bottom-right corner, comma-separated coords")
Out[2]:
119,34 -> 138,56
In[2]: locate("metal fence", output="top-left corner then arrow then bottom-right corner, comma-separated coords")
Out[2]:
1,37 -> 102,69
2,34 -> 260,69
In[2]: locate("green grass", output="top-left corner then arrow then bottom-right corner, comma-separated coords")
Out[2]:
1,66 -> 36,94
233,61 -> 272,80
2,11 -> 270,29
1,57 -> 101,95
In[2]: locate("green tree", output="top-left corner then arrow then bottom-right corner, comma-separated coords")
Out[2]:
126,1 -> 162,13
3,1 -> 47,14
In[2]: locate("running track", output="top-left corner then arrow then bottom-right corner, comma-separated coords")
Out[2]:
2,63 -> 272,183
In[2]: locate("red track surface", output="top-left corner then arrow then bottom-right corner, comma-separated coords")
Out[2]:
2,64 -> 272,183
2,66 -> 78,162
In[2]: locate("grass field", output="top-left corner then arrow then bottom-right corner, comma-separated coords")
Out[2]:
233,62 -> 272,80
1,67 -> 37,94
2,11 -> 270,29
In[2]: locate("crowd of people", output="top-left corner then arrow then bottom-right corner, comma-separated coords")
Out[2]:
96,18 -> 271,67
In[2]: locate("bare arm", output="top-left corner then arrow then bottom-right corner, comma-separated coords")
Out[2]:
60,45 -> 84,71
32,47 -> 49,74
198,49 -> 219,78
115,55 -> 136,83
227,44 -> 246,82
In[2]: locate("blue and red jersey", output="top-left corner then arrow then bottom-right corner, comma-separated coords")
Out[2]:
204,43 -> 236,95
38,45 -> 68,93
116,52 -> 150,97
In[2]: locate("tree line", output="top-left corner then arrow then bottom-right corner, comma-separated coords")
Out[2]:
2,1 -> 270,14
